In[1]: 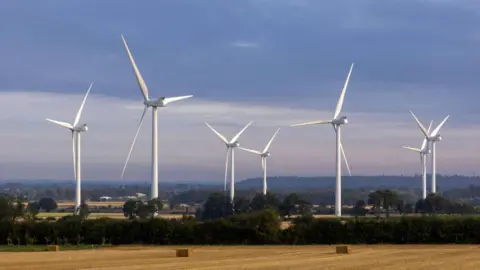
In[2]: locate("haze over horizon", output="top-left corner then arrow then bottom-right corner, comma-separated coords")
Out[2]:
0,0 -> 479,182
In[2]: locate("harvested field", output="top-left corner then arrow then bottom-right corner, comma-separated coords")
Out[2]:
36,212 -> 191,220
56,201 -> 125,207
0,245 -> 479,269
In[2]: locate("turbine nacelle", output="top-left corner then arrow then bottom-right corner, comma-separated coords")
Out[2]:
227,141 -> 240,148
434,135 -> 442,141
73,124 -> 88,132
261,152 -> 271,158
144,98 -> 166,107
332,116 -> 348,125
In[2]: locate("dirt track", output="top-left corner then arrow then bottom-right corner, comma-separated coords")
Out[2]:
0,245 -> 478,270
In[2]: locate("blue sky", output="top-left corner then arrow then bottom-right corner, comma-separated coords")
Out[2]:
0,0 -> 479,181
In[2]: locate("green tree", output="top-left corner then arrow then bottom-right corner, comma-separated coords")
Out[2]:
147,198 -> 163,213
38,197 -> 57,212
352,199 -> 368,216
200,193 -> 233,220
122,200 -> 137,219
0,196 -> 24,221
367,190 -> 399,217
234,196 -> 251,214
25,201 -> 40,220
367,190 -> 382,216
381,189 -> 399,217
279,193 -> 299,218
423,194 -> 450,214
250,193 -> 280,212
78,202 -> 90,220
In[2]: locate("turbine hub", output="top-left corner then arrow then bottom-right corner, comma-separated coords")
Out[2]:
437,135 -> 442,141
263,152 -> 271,157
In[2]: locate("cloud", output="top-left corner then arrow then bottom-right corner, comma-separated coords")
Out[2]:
0,91 -> 478,182
231,41 -> 260,49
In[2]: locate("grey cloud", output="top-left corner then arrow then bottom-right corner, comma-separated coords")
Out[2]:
0,91 -> 478,181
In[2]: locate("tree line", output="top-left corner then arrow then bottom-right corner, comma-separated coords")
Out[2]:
0,191 -> 479,245
1,210 -> 480,245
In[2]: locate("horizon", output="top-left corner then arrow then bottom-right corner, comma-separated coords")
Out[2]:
1,1 -> 479,182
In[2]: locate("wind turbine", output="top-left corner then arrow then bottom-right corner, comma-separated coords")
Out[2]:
403,121 -> 433,199
409,111 -> 450,194
290,63 -> 354,217
205,121 -> 253,201
238,128 -> 281,195
120,35 -> 193,200
46,83 -> 93,214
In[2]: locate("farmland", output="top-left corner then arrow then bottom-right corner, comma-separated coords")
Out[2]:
0,245 -> 478,269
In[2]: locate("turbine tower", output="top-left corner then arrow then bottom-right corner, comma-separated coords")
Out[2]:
46,83 -> 93,214
409,111 -> 450,194
205,121 -> 253,201
120,35 -> 193,200
290,63 -> 354,217
403,121 -> 433,199
238,128 -> 281,195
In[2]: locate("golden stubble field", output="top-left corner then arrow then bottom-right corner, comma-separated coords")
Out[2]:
0,245 -> 479,270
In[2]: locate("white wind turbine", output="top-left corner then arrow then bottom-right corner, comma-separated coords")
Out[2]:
205,121 -> 253,201
238,128 -> 281,195
403,121 -> 433,199
120,35 -> 193,200
46,83 -> 93,214
409,111 -> 450,194
290,63 -> 354,217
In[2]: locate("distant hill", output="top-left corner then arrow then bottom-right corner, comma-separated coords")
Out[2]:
236,175 -> 480,191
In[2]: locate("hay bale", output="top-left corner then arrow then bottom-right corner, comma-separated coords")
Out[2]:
46,245 -> 60,252
336,245 -> 351,254
176,248 -> 192,257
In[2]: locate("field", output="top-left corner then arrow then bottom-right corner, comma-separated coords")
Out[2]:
0,245 -> 478,269
36,212 -> 192,220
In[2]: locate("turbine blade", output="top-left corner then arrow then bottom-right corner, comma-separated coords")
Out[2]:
224,147 -> 230,192
230,121 -> 253,143
72,131 -> 76,182
46,119 -> 73,130
238,147 -> 262,155
262,128 -> 280,153
205,122 -> 229,144
409,110 -> 429,137
73,83 -> 93,126
163,95 -> 193,105
427,120 -> 433,134
121,106 -> 148,178
290,120 -> 331,127
430,115 -> 450,137
121,35 -> 149,101
333,62 -> 354,119
421,138 -> 428,151
340,143 -> 352,176
403,146 -> 421,152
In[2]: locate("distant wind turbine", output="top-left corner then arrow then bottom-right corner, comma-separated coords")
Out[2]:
409,111 -> 450,194
403,120 -> 433,199
205,121 -> 253,201
46,83 -> 93,214
120,35 -> 193,201
238,128 -> 281,195
290,63 -> 354,217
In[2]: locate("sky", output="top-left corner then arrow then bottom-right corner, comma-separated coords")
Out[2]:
0,0 -> 479,182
